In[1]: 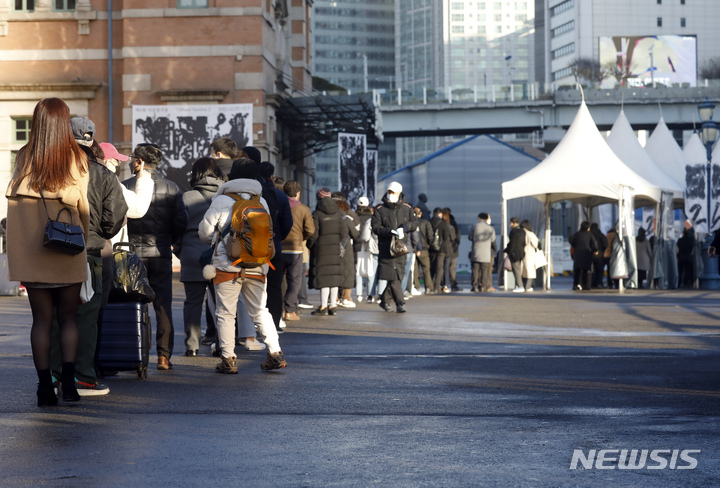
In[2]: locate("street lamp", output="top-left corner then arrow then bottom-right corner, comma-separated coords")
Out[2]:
698,98 -> 720,289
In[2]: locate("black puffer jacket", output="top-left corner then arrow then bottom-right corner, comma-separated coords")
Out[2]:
372,195 -> 418,281
430,215 -> 454,255
307,198 -> 348,289
122,169 -> 188,259
86,160 -> 128,255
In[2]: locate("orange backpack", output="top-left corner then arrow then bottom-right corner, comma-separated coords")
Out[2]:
224,194 -> 275,268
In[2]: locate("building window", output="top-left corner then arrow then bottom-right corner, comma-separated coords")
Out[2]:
452,13 -> 465,21
478,25 -> 486,33
515,14 -> 527,21
12,118 -> 32,144
495,25 -> 502,33
14,0 -> 34,11
552,20 -> 574,38
680,0 -> 685,3
515,1 -> 527,8
477,2 -> 486,8
657,17 -> 662,27
452,25 -> 465,33
493,2 -> 501,9
452,2 -> 464,9
53,0 -> 75,10
657,0 -> 661,3
494,13 -> 501,21
552,66 -> 573,81
551,0 -> 574,16
552,42 -> 575,59
680,17 -> 686,27
177,0 -> 209,8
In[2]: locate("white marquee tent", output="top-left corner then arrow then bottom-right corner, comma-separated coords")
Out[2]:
645,117 -> 688,189
502,101 -> 662,291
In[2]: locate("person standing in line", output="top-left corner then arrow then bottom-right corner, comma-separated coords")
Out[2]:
636,227 -> 653,289
280,180 -> 315,321
257,161 -> 293,332
413,207 -> 435,294
429,207 -> 451,293
677,228 -> 695,288
6,98 -> 90,406
307,188 -> 348,316
569,221 -> 598,291
372,182 -> 418,312
333,192 -> 362,308
198,159 -> 286,372
354,197 -> 375,302
210,137 -> 246,177
505,217 -> 526,293
469,212 -> 496,293
604,227 -> 617,289
122,144 -> 189,370
175,158 -> 225,357
589,223 -> 608,289
47,121 -> 128,398
520,220 -> 539,292
445,207 -> 462,292
440,210 -> 457,293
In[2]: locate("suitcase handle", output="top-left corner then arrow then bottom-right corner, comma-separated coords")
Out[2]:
113,241 -> 136,252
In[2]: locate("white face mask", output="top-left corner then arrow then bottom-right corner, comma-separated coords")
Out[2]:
387,192 -> 399,203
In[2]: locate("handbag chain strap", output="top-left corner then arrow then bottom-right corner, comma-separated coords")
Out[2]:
39,189 -> 52,222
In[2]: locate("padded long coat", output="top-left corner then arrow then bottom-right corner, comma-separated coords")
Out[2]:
307,198 -> 348,289
372,196 -> 418,282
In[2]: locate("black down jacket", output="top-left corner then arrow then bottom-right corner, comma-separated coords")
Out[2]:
372,195 -> 418,281
307,198 -> 348,289
86,160 -> 128,255
123,169 -> 188,259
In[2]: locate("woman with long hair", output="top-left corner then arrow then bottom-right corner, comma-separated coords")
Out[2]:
5,98 -> 90,406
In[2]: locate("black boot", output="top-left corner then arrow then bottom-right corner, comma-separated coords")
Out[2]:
36,369 -> 58,407
61,362 -> 80,402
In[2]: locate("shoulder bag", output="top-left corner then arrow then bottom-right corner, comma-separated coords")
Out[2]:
40,190 -> 85,255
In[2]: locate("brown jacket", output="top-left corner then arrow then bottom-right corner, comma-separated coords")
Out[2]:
281,197 -> 314,253
5,166 -> 90,284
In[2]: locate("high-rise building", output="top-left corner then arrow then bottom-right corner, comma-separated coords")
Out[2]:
540,0 -> 720,87
395,0 -> 536,167
310,0 -> 395,195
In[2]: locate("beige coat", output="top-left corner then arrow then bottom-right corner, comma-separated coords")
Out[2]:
522,230 -> 539,280
5,166 -> 90,284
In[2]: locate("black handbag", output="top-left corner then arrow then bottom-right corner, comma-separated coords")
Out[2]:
41,191 -> 85,255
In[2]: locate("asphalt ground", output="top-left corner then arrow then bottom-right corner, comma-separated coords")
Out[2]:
0,275 -> 719,487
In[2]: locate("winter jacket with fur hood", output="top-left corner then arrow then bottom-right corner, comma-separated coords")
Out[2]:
198,178 -> 271,277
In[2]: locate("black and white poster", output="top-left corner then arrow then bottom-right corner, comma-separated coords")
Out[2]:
338,133 -> 367,209
365,149 -> 377,206
132,104 -> 253,191
685,164 -> 708,233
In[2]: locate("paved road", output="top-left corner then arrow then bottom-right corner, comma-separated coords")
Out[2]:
1,278 -> 719,487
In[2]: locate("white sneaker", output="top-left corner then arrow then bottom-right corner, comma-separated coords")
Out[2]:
338,299 -> 356,308
279,318 -> 287,329
357,296 -> 364,303
298,303 -> 313,309
513,286 -> 525,293
244,339 -> 267,351
411,287 -> 422,296
525,287 -> 534,292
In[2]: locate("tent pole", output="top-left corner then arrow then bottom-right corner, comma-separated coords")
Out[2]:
618,191 -> 625,294
545,197 -> 551,291
502,192 -> 508,291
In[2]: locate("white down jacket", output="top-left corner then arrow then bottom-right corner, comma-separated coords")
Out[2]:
198,178 -> 271,276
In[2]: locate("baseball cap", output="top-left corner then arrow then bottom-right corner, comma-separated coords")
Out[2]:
358,196 -> 369,207
99,142 -> 129,162
387,181 -> 402,194
70,116 -> 95,146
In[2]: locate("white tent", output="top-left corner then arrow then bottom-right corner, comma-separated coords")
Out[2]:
645,117 -> 688,189
684,132 -> 707,165
606,110 -> 684,203
502,102 -> 662,291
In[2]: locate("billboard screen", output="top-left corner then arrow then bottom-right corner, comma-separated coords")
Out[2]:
598,35 -> 697,89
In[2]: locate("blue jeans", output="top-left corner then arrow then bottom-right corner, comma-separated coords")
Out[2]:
400,252 -> 415,293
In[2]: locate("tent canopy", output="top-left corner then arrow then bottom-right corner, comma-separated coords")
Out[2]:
685,132 -> 707,165
645,117 -> 688,187
502,102 -> 662,207
606,109 -> 684,202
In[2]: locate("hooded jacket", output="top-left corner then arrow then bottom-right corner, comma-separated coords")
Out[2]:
177,175 -> 224,282
198,178 -> 271,276
306,197 -> 348,289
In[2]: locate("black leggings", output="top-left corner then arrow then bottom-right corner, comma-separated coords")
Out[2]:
27,284 -> 81,371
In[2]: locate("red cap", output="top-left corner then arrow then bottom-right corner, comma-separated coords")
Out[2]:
99,142 -> 129,162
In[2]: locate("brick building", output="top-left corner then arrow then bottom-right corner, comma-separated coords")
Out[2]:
0,0 -> 313,218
